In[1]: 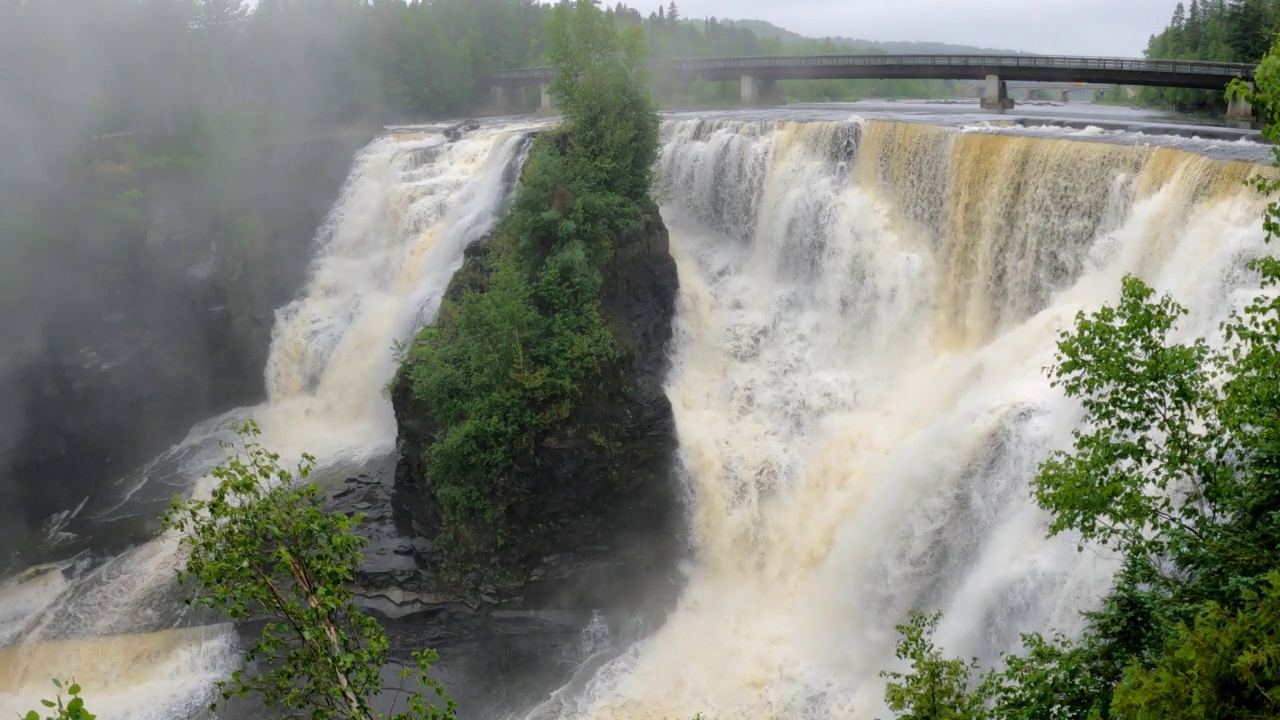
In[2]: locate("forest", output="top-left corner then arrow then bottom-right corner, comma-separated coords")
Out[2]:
0,0 -> 959,396
0,0 -> 963,159
1142,0 -> 1280,109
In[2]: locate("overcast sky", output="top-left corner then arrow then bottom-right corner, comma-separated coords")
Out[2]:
665,0 -> 1176,57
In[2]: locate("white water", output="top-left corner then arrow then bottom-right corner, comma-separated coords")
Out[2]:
0,123 -> 538,718
1,114 -> 1271,720
524,118 -> 1273,719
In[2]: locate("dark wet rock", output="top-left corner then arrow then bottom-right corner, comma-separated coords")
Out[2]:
382,201 -> 684,636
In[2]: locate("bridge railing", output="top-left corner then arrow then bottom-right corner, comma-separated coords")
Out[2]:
671,55 -> 1255,76
492,54 -> 1256,81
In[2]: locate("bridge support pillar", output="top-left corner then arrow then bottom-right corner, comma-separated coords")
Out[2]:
981,74 -> 1013,111
1058,89 -> 1070,103
539,83 -> 554,112
1093,90 -> 1105,102
740,75 -> 780,106
1227,83 -> 1256,128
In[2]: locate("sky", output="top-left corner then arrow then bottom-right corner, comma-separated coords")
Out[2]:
663,0 -> 1177,57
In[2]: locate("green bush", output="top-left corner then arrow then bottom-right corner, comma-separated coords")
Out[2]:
401,0 -> 660,545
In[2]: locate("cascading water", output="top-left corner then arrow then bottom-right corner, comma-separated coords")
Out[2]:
526,118 -> 1273,719
0,111 -> 1271,720
0,122 -> 538,719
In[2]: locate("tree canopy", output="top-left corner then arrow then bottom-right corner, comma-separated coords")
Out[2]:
402,0 -> 662,552
1141,0 -> 1277,110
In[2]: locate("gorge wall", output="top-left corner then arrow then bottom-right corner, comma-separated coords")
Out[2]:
0,128 -> 374,572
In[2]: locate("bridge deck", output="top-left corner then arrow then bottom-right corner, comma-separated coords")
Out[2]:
492,54 -> 1255,90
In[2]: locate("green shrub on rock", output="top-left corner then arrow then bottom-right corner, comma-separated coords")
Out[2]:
400,0 -> 661,548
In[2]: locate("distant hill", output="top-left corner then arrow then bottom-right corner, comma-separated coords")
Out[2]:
694,17 -> 1030,56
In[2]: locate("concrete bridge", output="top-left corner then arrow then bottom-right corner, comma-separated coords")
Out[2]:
490,54 -> 1256,120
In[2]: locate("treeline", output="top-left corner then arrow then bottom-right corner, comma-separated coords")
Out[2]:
617,6 -> 956,105
0,0 -> 957,329
0,0 -> 957,155
1142,0 -> 1278,110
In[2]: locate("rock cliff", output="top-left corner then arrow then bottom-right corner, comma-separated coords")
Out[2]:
387,202 -> 682,621
0,128 -> 375,572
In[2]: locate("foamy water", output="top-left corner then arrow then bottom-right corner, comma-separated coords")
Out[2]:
523,118 -> 1272,719
0,122 -> 538,718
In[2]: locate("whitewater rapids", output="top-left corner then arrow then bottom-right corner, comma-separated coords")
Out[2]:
0,123 -> 538,719
0,114 -> 1272,720
524,118 -> 1272,719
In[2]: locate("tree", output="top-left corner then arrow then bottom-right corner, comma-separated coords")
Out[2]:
544,0 -> 660,203
399,0 -> 661,553
884,36 -> 1280,720
1225,0 -> 1274,61
1187,0 -> 1205,52
667,1 -> 679,25
1111,574 -> 1280,719
881,612 -> 987,720
1032,274 -> 1216,564
163,422 -> 455,720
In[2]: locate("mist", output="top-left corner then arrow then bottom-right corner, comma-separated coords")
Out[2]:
0,0 -> 489,572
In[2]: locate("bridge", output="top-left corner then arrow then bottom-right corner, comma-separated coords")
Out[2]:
963,82 -> 1129,102
490,54 -> 1257,120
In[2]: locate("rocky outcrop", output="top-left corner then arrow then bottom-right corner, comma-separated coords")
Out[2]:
387,202 -> 682,623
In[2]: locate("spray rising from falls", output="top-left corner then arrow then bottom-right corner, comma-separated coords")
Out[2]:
0,123 -> 537,719
527,118 -> 1272,720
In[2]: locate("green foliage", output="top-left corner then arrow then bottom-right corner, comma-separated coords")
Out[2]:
1033,275 -> 1215,562
1111,573 -> 1280,719
885,262 -> 1280,718
408,243 -> 615,530
883,36 -> 1280,720
881,611 -> 987,720
163,421 -> 455,720
1141,0 -> 1272,111
401,0 -> 659,547
979,632 -> 1112,720
548,0 -> 661,204
23,679 -> 94,720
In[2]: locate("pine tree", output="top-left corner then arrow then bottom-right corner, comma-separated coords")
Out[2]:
1171,2 -> 1188,50
1187,0 -> 1204,54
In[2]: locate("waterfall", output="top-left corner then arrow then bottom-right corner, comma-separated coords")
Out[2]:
1,113 -> 1271,720
0,122 -> 538,719
529,118 -> 1272,719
